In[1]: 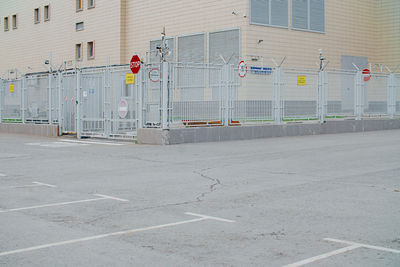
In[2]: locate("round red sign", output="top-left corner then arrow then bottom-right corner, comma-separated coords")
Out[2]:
118,99 -> 128,119
362,68 -> 371,82
130,55 -> 141,74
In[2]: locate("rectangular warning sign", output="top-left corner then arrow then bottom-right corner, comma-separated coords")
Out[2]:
9,84 -> 14,93
297,76 -> 306,86
126,73 -> 135,84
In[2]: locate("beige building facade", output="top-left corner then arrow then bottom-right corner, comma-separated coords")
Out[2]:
1,0 -> 399,76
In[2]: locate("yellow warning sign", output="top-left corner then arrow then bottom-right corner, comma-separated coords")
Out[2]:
9,84 -> 14,93
297,76 -> 306,86
126,73 -> 135,84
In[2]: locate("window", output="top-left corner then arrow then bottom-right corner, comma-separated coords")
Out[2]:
76,43 -> 82,61
88,0 -> 95,9
209,29 -> 240,64
76,0 -> 83,11
75,22 -> 84,31
292,0 -> 325,32
44,5 -> 50,21
4,17 -> 9,31
12,14 -> 17,29
87,41 -> 94,59
34,8 -> 40,24
250,0 -> 288,28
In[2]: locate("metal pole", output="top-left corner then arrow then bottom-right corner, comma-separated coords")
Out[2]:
273,67 -> 282,125
354,71 -> 363,120
0,79 -> 3,124
76,69 -> 81,139
223,65 -> 229,126
137,67 -> 143,129
48,53 -> 53,124
21,75 -> 26,123
161,61 -> 169,129
58,72 -> 63,135
318,70 -> 327,123
388,74 -> 396,119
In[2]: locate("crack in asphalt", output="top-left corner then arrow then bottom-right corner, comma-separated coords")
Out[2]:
194,168 -> 222,202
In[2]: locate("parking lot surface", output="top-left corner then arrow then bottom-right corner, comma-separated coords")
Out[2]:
0,130 -> 399,267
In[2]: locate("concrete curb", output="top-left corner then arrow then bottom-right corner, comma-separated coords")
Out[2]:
0,123 -> 59,137
137,119 -> 400,145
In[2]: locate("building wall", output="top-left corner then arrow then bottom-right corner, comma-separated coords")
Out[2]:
0,0 -> 122,76
0,0 -> 399,76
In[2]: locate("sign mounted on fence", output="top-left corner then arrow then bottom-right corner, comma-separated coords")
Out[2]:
9,84 -> 14,93
297,76 -> 306,86
126,73 -> 135,84
130,55 -> 141,74
363,68 -> 371,82
250,67 -> 273,75
238,61 -> 247,78
118,99 -> 128,119
149,68 -> 160,82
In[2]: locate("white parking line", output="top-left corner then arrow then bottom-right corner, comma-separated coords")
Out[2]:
32,182 -> 57,188
93,194 -> 129,202
282,245 -> 361,267
1,182 -> 57,189
283,238 -> 400,267
0,212 -> 234,257
60,139 -> 124,146
325,238 -> 400,254
0,194 -> 128,213
0,173 -> 6,177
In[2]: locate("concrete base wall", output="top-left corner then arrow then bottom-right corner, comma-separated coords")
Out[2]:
0,123 -> 59,137
137,119 -> 400,145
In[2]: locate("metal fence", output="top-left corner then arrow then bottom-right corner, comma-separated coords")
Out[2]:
0,62 -> 399,140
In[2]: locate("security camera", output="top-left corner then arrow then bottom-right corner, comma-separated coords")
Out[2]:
44,60 -> 50,65
156,45 -> 161,50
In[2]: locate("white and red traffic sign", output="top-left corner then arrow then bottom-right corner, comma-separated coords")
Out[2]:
149,68 -> 160,83
130,55 -> 141,74
362,68 -> 371,82
118,99 -> 128,118
238,61 -> 247,78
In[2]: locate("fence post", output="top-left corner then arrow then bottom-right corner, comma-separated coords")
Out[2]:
136,68 -> 143,129
104,62 -> 111,138
58,72 -> 63,135
21,75 -> 26,123
161,61 -> 169,129
387,74 -> 396,119
0,79 -> 3,124
222,65 -> 230,126
48,72 -> 52,124
354,71 -> 364,120
273,67 -> 282,125
317,70 -> 327,123
76,69 -> 82,139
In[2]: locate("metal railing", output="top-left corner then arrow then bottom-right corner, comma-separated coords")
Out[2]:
0,62 -> 399,140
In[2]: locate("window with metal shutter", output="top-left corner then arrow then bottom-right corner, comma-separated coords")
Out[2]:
177,33 -> 206,63
209,29 -> 240,65
271,0 -> 288,27
292,0 -> 325,32
251,0 -> 269,25
250,0 -> 288,27
310,0 -> 325,32
292,0 -> 308,30
149,37 -> 175,63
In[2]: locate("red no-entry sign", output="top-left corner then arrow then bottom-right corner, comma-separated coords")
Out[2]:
362,68 -> 371,82
130,55 -> 141,74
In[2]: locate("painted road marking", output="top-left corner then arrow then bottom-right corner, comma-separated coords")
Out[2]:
324,238 -> 400,254
32,182 -> 57,188
60,139 -> 124,146
283,238 -> 400,267
0,194 -> 128,213
93,194 -> 129,202
0,212 -> 234,257
0,182 -> 57,189
0,173 -> 6,177
25,142 -> 88,148
282,245 -> 361,267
